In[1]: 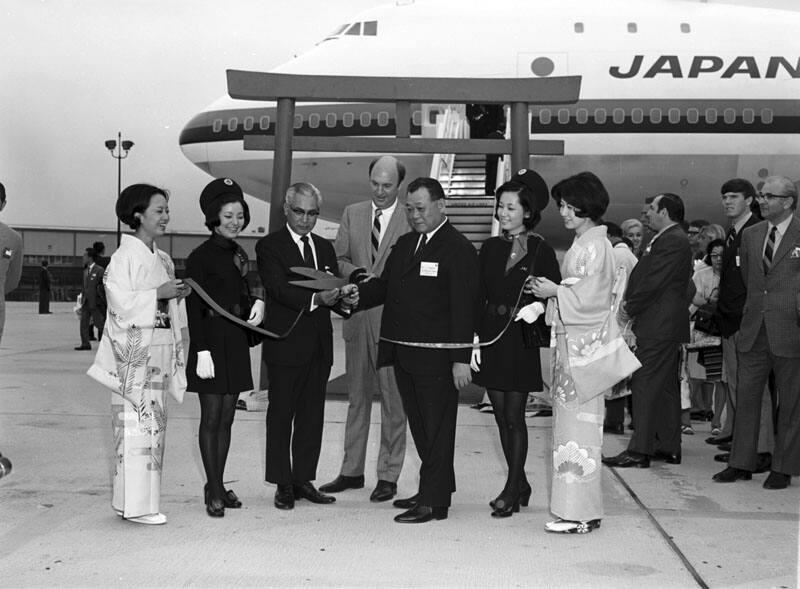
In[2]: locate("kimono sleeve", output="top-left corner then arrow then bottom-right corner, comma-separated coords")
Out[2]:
104,250 -> 158,329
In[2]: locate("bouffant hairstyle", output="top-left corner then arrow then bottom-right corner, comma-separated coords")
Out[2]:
116,184 -> 169,230
205,194 -> 250,232
550,171 -> 609,222
494,180 -> 541,230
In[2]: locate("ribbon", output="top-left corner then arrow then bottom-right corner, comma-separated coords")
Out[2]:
183,278 -> 302,340
379,281 -> 530,349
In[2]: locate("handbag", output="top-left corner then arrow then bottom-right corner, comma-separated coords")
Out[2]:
520,236 -> 551,348
692,294 -> 720,337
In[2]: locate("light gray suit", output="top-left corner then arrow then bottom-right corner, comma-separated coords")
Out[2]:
334,199 -> 410,482
730,215 -> 800,475
0,221 -> 23,345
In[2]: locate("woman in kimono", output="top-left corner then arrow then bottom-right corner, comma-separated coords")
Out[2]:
185,178 -> 264,518
529,171 -> 637,534
471,169 -> 561,518
88,184 -> 191,525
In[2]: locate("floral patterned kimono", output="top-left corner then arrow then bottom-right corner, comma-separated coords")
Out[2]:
547,225 -> 638,522
87,234 -> 188,518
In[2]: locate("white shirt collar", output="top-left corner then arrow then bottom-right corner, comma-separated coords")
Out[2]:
768,214 -> 793,237
286,224 -> 312,245
732,212 -> 752,234
372,198 -> 398,219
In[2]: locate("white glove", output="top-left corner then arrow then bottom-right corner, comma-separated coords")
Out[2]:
196,350 -> 215,379
515,302 -> 545,324
470,334 -> 481,372
247,299 -> 265,325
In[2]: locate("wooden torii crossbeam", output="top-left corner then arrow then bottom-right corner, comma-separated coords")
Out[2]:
226,70 -> 582,231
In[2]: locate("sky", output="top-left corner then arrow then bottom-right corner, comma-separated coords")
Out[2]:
1,0 -> 796,235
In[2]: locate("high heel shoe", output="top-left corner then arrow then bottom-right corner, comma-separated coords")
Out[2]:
223,489 -> 242,509
206,497 -> 225,518
491,492 -> 520,518
519,483 -> 532,507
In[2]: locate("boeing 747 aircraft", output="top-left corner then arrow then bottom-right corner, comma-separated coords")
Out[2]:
179,0 -> 800,234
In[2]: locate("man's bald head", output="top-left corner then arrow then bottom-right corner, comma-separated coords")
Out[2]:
368,156 -> 406,210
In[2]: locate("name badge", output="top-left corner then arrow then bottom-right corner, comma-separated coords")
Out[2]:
736,255 -> 740,267
2,247 -> 11,259
420,261 -> 439,277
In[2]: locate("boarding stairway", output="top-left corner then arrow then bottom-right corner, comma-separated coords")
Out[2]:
429,106 -> 499,249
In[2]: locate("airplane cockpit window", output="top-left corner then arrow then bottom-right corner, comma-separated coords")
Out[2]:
574,22 -> 584,33
321,23 -> 349,42
346,22 -> 361,35
680,23 -> 691,33
363,21 -> 378,35
627,23 -> 637,33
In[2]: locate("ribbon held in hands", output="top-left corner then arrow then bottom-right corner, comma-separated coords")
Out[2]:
289,267 -> 350,291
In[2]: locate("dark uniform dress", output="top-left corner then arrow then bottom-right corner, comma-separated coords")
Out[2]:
473,234 -> 561,392
185,233 -> 256,395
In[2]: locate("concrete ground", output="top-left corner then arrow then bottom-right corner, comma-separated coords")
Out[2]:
0,302 -> 798,588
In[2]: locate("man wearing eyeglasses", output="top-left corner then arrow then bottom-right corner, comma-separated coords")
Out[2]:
255,182 -> 354,510
710,179 -> 773,472
714,176 -> 800,490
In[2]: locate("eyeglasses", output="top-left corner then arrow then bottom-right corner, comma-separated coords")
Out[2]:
710,254 -> 723,259
687,229 -> 701,236
756,192 -> 788,201
289,207 -> 320,218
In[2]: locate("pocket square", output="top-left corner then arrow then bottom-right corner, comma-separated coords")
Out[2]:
790,246 -> 800,259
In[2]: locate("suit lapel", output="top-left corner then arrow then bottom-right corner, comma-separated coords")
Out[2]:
279,227 -> 306,270
770,216 -> 800,268
375,206 -> 405,268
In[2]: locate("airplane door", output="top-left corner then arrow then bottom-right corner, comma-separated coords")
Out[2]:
516,53 -> 569,77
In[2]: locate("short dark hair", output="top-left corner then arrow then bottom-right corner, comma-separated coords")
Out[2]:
551,171 -> 609,222
204,193 -> 250,232
655,193 -> 685,223
704,238 -> 725,265
0,182 -> 5,204
720,178 -> 756,200
85,247 -> 100,263
116,184 -> 169,230
369,157 -> 406,184
92,241 -> 106,254
602,221 -> 623,239
494,180 -> 541,230
407,177 -> 445,201
688,219 -> 709,230
41,259 -> 48,267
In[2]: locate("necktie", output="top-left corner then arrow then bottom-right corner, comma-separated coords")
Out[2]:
371,209 -> 382,263
726,226 -> 736,247
763,226 -> 777,274
414,233 -> 427,259
301,235 -> 315,269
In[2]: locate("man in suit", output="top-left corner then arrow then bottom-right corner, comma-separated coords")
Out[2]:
356,177 -> 480,523
709,179 -> 773,471
0,182 -> 23,346
38,260 -> 53,314
256,182 -> 352,510
319,156 -> 411,502
74,247 -> 106,350
714,176 -> 800,490
604,193 -> 692,468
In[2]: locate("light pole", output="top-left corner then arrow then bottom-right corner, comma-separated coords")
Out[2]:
104,132 -> 134,247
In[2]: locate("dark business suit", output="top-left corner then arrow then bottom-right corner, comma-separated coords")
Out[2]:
358,220 -> 480,508
730,216 -> 800,475
715,214 -> 773,448
38,266 -> 52,314
256,227 -> 342,485
79,262 -> 106,345
625,224 -> 692,456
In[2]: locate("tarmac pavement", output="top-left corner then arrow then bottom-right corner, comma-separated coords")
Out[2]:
0,302 -> 798,588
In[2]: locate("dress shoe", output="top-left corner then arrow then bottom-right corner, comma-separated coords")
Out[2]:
370,480 -> 397,502
394,505 -> 448,523
223,489 -> 242,509
490,481 -> 531,509
714,452 -> 730,463
206,497 -> 225,518
718,442 -> 732,452
653,451 -> 681,464
490,492 -> 520,518
544,518 -> 601,534
319,474 -> 365,493
705,434 -> 732,446
603,423 -> 625,435
126,513 -> 167,525
293,482 -> 335,504
602,450 -> 650,468
763,471 -> 791,490
274,484 -> 295,510
754,453 -> 772,474
470,402 -> 491,410
712,466 -> 752,483
74,345 -> 91,350
393,494 -> 419,509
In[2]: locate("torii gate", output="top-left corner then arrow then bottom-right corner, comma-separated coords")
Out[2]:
225,70 -> 582,232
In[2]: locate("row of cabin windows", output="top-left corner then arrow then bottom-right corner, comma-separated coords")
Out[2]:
537,107 -> 774,125
212,107 -> 775,134
573,22 -> 692,33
